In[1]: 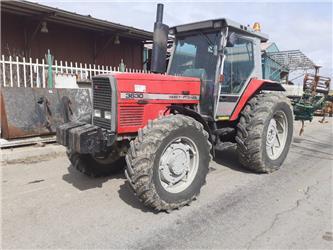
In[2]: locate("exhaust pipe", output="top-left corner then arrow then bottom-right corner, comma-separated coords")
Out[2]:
151,3 -> 169,74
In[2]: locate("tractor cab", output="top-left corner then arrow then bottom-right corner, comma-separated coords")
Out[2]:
167,19 -> 269,118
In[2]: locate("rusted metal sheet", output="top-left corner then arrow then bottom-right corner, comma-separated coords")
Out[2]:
0,87 -> 92,139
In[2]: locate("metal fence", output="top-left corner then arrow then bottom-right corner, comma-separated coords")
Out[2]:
0,55 -> 148,88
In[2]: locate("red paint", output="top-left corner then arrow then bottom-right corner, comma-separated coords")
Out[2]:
230,79 -> 273,121
112,73 -> 201,134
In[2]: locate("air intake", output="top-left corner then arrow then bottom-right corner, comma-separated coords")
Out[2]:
119,106 -> 144,127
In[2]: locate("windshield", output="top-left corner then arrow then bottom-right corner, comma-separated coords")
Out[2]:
168,32 -> 220,82
168,31 -> 220,116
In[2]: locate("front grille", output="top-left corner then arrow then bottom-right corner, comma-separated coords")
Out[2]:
93,117 -> 110,129
92,77 -> 112,130
119,106 -> 144,127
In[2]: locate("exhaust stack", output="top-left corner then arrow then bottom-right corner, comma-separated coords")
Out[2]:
151,3 -> 169,74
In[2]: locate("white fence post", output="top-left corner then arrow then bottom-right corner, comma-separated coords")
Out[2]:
9,56 -> 13,87
75,62 -> 78,76
60,60 -> 63,74
42,58 -> 46,88
2,55 -> 6,87
16,56 -> 20,87
36,58 -> 39,87
29,57 -> 33,87
79,63 -> 83,79
65,61 -> 68,74
23,57 -> 27,87
70,62 -> 73,74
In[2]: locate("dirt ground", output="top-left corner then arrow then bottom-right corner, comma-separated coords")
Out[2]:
1,117 -> 332,249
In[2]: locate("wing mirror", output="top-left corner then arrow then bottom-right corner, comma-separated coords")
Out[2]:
226,32 -> 237,47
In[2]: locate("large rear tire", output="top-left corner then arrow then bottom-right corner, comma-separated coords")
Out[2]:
236,92 -> 293,173
67,150 -> 125,177
125,115 -> 211,211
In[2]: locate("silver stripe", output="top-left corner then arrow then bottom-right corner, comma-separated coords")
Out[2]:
121,92 -> 200,101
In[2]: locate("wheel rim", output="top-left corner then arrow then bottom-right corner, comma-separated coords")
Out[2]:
266,111 -> 288,160
158,136 -> 199,194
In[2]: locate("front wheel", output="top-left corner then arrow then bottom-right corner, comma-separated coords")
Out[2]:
125,115 -> 212,211
236,92 -> 294,173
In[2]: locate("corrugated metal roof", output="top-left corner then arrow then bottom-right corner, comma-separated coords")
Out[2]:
266,50 -> 316,71
1,0 -> 152,41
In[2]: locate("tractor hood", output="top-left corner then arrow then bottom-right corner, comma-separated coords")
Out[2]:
111,73 -> 201,104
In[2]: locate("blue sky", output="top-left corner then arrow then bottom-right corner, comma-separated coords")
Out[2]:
36,0 -> 332,80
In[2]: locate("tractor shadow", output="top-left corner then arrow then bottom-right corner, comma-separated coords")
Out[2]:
213,147 -> 253,174
62,164 -> 125,191
62,163 -> 158,213
118,183 -> 158,213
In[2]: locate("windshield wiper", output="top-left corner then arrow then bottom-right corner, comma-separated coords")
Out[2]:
200,32 -> 215,47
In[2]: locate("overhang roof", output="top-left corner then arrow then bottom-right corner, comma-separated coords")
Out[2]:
1,0 -> 153,41
266,50 -> 316,71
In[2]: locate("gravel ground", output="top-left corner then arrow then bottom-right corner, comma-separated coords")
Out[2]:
1,117 -> 332,249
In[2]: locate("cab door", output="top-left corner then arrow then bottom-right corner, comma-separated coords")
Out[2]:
216,34 -> 259,118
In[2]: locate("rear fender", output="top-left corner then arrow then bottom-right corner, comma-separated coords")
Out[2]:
230,79 -> 285,121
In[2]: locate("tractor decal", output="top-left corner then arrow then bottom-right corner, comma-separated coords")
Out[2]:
120,92 -> 200,100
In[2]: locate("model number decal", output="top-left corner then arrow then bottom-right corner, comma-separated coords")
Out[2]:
123,93 -> 144,99
120,92 -> 199,100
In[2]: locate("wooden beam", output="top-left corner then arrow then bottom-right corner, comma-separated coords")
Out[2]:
93,34 -> 115,63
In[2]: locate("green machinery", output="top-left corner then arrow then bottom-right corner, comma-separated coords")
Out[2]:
263,50 -> 331,135
289,67 -> 331,134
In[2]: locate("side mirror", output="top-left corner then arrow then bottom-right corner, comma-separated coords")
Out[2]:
226,32 -> 237,47
213,45 -> 218,56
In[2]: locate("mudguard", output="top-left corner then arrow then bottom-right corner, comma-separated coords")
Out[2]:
230,79 -> 285,121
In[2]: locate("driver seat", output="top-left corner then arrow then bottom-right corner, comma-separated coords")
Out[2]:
183,68 -> 213,115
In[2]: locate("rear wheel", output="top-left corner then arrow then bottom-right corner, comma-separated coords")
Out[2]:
67,149 -> 125,177
236,92 -> 293,173
125,115 -> 211,211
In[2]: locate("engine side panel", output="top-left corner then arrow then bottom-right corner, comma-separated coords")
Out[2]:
113,73 -> 201,134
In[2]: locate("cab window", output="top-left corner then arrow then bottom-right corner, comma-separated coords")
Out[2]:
221,35 -> 254,94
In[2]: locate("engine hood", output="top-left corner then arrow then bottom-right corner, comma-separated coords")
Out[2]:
109,73 -> 201,104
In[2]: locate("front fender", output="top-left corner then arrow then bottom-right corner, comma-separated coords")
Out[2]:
168,105 -> 213,142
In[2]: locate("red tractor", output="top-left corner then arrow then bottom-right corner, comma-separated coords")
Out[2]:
57,4 -> 293,211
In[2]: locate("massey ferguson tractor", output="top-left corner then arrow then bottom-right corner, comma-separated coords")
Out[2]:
57,4 -> 293,211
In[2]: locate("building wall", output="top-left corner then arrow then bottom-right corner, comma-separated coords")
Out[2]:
1,12 -> 143,69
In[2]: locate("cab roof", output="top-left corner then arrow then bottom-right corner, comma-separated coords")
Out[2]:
171,18 -> 269,42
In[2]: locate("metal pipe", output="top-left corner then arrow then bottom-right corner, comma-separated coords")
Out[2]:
151,3 -> 169,73
156,3 -> 164,23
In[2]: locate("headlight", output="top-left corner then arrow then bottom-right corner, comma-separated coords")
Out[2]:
104,111 -> 111,120
94,109 -> 101,117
